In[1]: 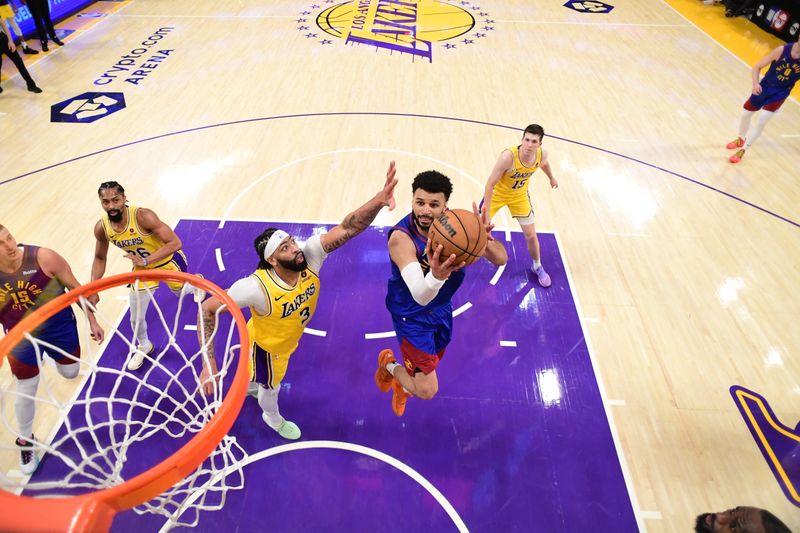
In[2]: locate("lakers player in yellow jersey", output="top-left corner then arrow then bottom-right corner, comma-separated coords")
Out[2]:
90,181 -> 199,371
481,124 -> 558,287
197,162 -> 398,440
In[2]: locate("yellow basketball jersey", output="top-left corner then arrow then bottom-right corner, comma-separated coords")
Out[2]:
102,205 -> 174,268
492,146 -> 542,197
248,267 -> 321,356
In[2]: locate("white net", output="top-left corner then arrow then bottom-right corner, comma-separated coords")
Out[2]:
0,274 -> 248,530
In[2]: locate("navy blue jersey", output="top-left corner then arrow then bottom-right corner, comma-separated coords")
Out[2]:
385,212 -> 465,318
761,44 -> 800,90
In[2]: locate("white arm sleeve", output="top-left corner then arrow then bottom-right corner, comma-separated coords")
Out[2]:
401,262 -> 446,306
227,276 -> 270,315
300,234 -> 328,273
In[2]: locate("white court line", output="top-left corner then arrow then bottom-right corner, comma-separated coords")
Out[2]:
215,248 -> 225,272
499,340 -> 517,347
159,440 -> 468,533
495,19 -> 691,28
303,328 -> 326,337
117,14 -> 297,19
365,331 -> 395,339
489,263 -> 505,286
184,324 -> 197,331
556,231 -> 646,532
452,302 -> 472,317
218,148 -> 485,229
640,511 -> 663,520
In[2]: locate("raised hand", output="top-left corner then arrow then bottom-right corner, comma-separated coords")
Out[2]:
425,238 -> 464,280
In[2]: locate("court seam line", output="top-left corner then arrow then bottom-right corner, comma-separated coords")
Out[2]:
3,112 -> 796,229
494,19 -> 692,27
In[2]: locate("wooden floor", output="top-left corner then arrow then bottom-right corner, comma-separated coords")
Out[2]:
1,0 -> 798,530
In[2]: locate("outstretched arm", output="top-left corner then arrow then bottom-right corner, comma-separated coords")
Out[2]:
319,161 -> 398,253
39,248 -> 105,343
197,296 -> 229,396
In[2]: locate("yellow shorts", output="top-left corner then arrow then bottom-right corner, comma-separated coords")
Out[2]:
249,342 -> 293,389
130,250 -> 188,292
0,5 -> 15,19
489,191 -> 534,223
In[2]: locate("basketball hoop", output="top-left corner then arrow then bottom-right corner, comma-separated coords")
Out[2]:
0,271 -> 249,532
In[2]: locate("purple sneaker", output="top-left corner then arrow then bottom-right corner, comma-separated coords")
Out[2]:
532,265 -> 552,287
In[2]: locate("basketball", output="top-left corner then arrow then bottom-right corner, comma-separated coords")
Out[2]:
429,209 -> 487,266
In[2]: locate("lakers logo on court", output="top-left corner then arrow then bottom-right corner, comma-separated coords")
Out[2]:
297,0 -> 493,62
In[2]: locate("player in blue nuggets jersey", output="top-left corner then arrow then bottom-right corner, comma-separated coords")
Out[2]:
375,170 -> 491,416
727,38 -> 800,163
0,224 -> 104,475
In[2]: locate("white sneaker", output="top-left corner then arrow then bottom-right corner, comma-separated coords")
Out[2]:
128,341 -> 154,371
17,437 -> 39,476
262,413 -> 301,440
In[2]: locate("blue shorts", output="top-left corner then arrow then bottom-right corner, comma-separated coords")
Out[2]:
745,85 -> 791,111
8,307 -> 80,379
391,305 -> 453,375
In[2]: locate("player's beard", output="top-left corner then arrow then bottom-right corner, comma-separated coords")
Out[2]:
414,212 -> 434,231
278,252 -> 307,272
107,209 -> 123,223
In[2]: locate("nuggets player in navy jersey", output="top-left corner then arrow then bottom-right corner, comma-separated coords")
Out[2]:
480,124 -> 558,287
197,162 -> 398,440
727,38 -> 800,163
374,171 -> 492,416
91,181 -> 200,371
0,224 -> 104,475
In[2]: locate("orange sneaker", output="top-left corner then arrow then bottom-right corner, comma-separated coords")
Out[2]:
374,349 -> 396,393
391,379 -> 411,417
729,148 -> 745,163
726,137 -> 744,149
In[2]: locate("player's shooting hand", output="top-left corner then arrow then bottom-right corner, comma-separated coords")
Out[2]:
379,160 -> 399,210
425,238 -> 464,280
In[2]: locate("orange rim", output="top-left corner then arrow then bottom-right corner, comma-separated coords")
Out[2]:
0,271 -> 249,533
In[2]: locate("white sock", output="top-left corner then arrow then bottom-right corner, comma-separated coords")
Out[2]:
744,110 -> 774,149
56,361 -> 80,379
15,375 -> 40,439
386,362 -> 399,375
129,290 -> 152,347
533,260 -> 542,269
257,386 -> 284,428
738,109 -> 755,139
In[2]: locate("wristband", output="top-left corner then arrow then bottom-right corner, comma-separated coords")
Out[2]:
142,257 -> 149,267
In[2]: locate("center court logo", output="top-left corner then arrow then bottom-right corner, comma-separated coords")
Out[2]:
50,92 -> 126,123
296,0 -> 494,62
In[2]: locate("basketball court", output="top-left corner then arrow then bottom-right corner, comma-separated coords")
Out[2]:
1,0 -> 798,531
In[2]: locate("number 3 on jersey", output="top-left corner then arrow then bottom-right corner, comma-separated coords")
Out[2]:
299,307 -> 311,324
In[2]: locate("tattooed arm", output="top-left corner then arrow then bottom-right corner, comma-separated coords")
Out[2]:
319,161 -> 398,253
197,296 -> 227,396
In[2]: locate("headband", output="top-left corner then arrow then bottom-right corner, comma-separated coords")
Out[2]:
263,230 -> 290,261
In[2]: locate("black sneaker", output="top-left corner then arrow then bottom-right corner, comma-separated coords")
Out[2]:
16,436 -> 39,475
27,85 -> 43,94
52,38 -> 64,46
23,46 -> 39,55
41,42 -> 49,52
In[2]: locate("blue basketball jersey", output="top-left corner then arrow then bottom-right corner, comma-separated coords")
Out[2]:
761,44 -> 800,90
385,213 -> 465,317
